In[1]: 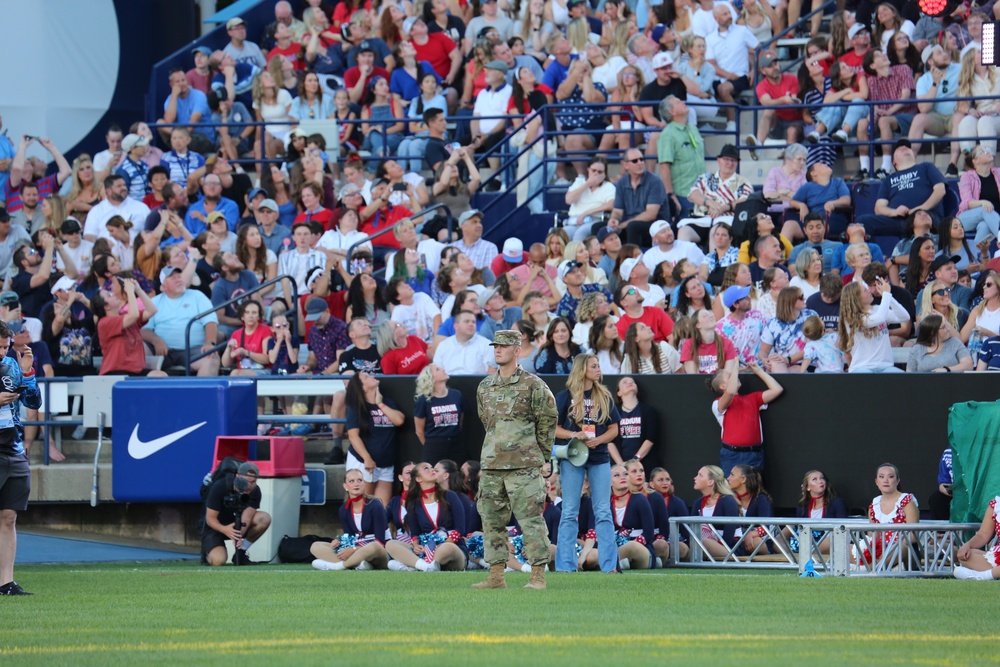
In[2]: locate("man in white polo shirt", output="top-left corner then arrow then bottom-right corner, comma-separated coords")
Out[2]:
472,59 -> 513,164
432,310 -> 496,374
706,3 -> 759,131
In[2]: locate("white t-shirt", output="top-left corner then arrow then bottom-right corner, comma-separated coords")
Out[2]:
642,240 -> 706,271
789,276 -> 819,301
317,229 -> 372,269
56,239 -> 94,276
84,198 -> 151,241
635,283 -> 667,306
387,173 -> 426,208
391,292 -> 442,343
253,89 -> 294,137
567,178 -> 616,218
591,56 -> 628,92
847,294 -> 910,372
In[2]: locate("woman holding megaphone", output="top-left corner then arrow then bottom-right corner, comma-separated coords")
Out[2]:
553,354 -> 622,573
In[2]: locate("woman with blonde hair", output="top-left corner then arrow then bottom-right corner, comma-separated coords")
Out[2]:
252,70 -> 293,161
311,468 -> 391,571
606,20 -> 631,59
513,0 -> 555,62
917,278 -> 967,331
837,279 -> 908,373
38,194 -> 66,235
961,269 -> 1000,358
572,291 -> 611,346
952,44 -> 1000,176
566,16 -> 590,53
675,34 -> 718,120
563,240 -> 608,286
600,64 -> 646,151
413,363 -> 466,465
691,464 -> 740,559
545,230 -> 567,267
554,354 -> 621,572
738,0 -> 775,44
65,154 -> 102,223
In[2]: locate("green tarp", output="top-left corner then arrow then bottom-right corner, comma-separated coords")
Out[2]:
948,400 -> 1000,524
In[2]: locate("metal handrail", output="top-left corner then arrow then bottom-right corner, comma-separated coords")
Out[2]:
182,274 -> 298,375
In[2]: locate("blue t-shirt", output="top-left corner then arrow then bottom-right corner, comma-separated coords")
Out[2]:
346,398 -> 400,467
210,270 -> 260,317
145,289 -> 219,349
541,55 -> 578,91
390,61 -> 442,103
164,89 -> 211,129
555,388 -> 621,465
414,389 -> 465,440
877,162 -> 946,218
937,448 -> 953,485
792,179 -> 849,214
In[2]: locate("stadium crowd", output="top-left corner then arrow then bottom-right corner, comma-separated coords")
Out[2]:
0,0 -> 997,577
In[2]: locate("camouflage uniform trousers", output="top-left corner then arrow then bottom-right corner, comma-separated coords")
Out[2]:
479,466 -> 549,566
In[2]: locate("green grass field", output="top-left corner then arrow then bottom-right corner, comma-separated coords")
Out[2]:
2,562 -> 997,666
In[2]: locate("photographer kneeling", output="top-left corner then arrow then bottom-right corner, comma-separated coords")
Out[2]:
202,462 -> 272,566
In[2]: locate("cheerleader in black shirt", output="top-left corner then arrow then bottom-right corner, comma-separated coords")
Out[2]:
648,467 -> 690,561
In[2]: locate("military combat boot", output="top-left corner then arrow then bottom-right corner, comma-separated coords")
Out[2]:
523,564 -> 546,589
471,563 -> 507,589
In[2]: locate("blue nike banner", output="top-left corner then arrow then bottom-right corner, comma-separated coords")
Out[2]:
112,378 -> 257,502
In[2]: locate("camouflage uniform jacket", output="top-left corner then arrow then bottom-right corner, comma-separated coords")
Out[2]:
477,365 -> 557,470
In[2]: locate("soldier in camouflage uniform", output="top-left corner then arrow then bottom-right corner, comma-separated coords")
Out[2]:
472,329 -> 557,590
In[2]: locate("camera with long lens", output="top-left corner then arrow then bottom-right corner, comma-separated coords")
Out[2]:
223,475 -> 252,564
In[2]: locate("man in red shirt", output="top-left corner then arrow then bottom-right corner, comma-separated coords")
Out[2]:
405,16 -> 462,109
837,23 -> 870,74
710,361 -> 783,475
746,52 -> 802,156
360,180 -> 411,263
490,238 -> 528,278
614,282 -> 674,342
344,43 -> 390,105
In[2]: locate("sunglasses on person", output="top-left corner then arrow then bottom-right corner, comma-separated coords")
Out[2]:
624,288 -> 637,296
932,288 -> 951,297
625,157 -> 644,164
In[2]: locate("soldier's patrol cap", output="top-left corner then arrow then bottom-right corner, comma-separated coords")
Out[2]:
490,330 -> 521,347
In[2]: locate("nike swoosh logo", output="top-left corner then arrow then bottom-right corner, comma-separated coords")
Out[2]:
128,422 -> 208,459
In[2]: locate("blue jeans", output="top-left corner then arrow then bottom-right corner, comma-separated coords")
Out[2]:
555,459 -> 617,572
958,207 -> 1000,246
815,99 -> 867,136
850,366 -> 904,373
362,131 -> 403,162
719,446 -> 764,477
397,133 -> 430,173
